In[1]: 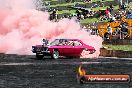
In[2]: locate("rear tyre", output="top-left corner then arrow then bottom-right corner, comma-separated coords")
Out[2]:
36,54 -> 44,60
52,50 -> 59,60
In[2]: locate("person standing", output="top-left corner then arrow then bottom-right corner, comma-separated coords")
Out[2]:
107,24 -> 113,35
121,25 -> 128,39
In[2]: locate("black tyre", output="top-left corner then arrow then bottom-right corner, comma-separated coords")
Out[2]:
36,54 -> 44,60
52,50 -> 59,59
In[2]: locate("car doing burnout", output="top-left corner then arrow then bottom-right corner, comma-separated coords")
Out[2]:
32,39 -> 96,59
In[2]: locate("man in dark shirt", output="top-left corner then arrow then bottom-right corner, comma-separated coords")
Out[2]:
121,25 -> 128,39
121,25 -> 128,32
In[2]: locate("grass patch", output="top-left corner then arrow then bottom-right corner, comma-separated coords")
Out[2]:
50,5 -> 119,15
50,2 -> 85,7
80,18 -> 99,24
51,0 -> 58,1
103,44 -> 132,51
56,10 -> 76,14
91,7 -> 107,11
49,0 -> 114,7
92,0 -> 113,2
51,5 -> 119,15
128,2 -> 132,7
80,18 -> 109,24
91,5 -> 119,11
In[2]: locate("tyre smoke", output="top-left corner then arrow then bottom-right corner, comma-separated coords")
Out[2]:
0,0 -> 103,58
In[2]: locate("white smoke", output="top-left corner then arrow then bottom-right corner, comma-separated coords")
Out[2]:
0,0 -> 36,9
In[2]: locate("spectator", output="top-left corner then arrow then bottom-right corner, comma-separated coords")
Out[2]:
105,8 -> 109,15
127,13 -> 132,19
121,25 -> 128,39
82,10 -> 87,19
105,7 -> 111,19
63,14 -> 68,18
114,26 -> 121,35
104,32 -> 110,40
76,10 -> 81,20
109,4 -> 114,11
49,9 -> 58,21
107,24 -> 113,35
120,4 -> 126,10
110,16 -> 116,22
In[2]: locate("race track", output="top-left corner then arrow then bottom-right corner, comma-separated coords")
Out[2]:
0,54 -> 132,88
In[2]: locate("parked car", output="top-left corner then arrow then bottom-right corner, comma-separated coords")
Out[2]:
32,39 -> 96,59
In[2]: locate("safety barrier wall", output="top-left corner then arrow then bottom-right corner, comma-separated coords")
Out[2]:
100,48 -> 132,58
103,39 -> 132,45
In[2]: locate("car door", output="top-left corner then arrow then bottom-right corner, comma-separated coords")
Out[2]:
54,41 -> 74,56
60,40 -> 76,56
61,44 -> 75,56
73,41 -> 84,55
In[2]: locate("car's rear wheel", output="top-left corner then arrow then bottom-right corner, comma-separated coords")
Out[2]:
52,50 -> 59,60
36,54 -> 44,60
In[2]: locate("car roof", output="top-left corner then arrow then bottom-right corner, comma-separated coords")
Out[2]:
54,39 -> 85,44
55,39 -> 81,41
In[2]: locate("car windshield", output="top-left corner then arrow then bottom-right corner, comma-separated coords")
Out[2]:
50,39 -> 60,46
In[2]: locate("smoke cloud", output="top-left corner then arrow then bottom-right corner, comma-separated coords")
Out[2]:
0,0 -> 103,58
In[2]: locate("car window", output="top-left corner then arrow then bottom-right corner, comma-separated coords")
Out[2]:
74,41 -> 82,46
50,39 -> 69,46
68,41 -> 74,46
50,39 -> 60,46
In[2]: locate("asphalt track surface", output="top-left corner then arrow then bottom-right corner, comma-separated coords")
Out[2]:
0,54 -> 132,88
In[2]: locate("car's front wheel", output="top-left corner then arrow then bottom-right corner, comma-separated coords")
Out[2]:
52,50 -> 59,60
36,54 -> 44,60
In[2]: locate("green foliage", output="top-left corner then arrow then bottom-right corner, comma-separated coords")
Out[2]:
50,2 -> 85,7
57,10 -> 76,14
49,0 -> 114,7
128,2 -> 132,7
80,18 -> 98,24
103,44 -> 132,51
92,0 -> 113,2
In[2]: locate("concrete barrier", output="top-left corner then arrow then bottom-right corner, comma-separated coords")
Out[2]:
100,48 -> 132,58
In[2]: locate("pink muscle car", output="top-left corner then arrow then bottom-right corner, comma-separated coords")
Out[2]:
32,39 -> 96,59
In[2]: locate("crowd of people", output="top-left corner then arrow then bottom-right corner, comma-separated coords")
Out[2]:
48,0 -> 132,40
104,23 -> 129,40
103,3 -> 132,40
